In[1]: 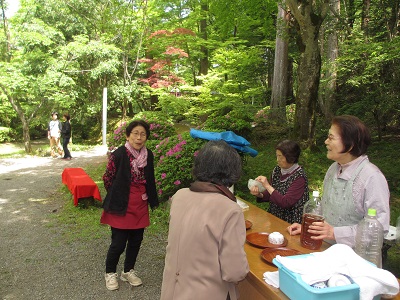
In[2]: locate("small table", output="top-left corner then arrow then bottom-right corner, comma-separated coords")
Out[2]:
61,168 -> 102,206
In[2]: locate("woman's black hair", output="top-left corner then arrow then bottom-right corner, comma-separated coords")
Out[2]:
125,120 -> 150,138
275,140 -> 301,164
192,140 -> 242,187
331,115 -> 371,157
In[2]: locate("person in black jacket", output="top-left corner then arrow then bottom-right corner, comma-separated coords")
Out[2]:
61,113 -> 72,160
101,119 -> 159,291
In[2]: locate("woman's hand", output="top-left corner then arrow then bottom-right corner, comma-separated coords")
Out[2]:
255,176 -> 268,187
287,223 -> 301,235
308,221 -> 335,241
249,185 -> 260,196
287,221 -> 335,240
255,175 -> 274,194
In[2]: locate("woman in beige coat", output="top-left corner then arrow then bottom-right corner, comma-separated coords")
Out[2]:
160,140 -> 249,300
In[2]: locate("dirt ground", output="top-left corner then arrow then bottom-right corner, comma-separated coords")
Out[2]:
0,145 -> 165,300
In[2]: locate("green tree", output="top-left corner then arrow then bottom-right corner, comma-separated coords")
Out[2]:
0,2 -> 66,152
335,0 -> 400,137
285,0 -> 330,147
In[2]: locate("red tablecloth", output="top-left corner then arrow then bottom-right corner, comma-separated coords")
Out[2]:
61,168 -> 102,206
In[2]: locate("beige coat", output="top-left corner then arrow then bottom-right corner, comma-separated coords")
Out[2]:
160,188 -> 249,300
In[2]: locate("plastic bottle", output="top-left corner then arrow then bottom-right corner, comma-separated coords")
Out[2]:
354,208 -> 384,268
300,190 -> 324,250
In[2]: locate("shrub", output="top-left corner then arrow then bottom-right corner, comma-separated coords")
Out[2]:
107,121 -> 128,152
134,111 -> 176,140
107,112 -> 176,152
253,104 -> 295,127
154,131 -> 206,201
250,104 -> 297,146
0,127 -> 15,142
201,109 -> 253,140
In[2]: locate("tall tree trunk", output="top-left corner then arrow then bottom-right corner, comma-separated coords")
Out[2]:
295,37 -> 321,147
270,3 -> 289,123
388,0 -> 399,39
122,54 -> 128,118
0,6 -> 32,153
1,0 -> 11,61
286,0 -> 329,147
346,0 -> 356,29
361,0 -> 371,36
22,119 -> 32,153
0,84 -> 32,153
145,52 -> 159,110
199,3 -> 209,76
319,0 -> 339,121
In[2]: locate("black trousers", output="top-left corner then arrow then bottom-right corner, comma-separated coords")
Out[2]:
62,137 -> 72,158
105,227 -> 144,273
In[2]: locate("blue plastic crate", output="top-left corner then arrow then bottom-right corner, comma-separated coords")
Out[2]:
272,254 -> 380,300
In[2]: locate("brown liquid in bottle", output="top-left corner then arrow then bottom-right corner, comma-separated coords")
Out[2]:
300,213 -> 324,250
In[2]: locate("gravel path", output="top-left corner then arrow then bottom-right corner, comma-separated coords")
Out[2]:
0,146 -> 165,300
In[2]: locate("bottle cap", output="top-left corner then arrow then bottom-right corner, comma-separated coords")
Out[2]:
368,208 -> 377,216
312,191 -> 320,197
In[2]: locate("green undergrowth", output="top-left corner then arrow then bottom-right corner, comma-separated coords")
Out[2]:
49,161 -> 170,244
47,134 -> 399,277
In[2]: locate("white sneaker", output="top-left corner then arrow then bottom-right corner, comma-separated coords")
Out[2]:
105,272 -> 119,290
120,269 -> 142,286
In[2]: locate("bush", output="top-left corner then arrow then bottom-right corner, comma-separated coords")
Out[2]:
0,127 -> 15,142
153,131 -> 206,201
201,108 -> 253,140
253,104 -> 296,127
107,112 -> 176,152
134,111 -> 176,140
250,104 -> 296,146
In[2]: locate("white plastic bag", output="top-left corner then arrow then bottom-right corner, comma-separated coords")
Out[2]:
247,179 -> 266,192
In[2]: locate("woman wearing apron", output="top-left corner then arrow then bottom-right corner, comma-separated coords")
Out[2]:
287,115 -> 390,249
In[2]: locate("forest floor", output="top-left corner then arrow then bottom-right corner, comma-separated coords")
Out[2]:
0,143 -> 165,300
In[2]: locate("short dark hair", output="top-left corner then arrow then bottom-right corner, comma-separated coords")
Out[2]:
275,140 -> 301,164
125,120 -> 150,138
63,113 -> 70,121
51,111 -> 58,116
192,140 -> 242,187
331,115 -> 371,157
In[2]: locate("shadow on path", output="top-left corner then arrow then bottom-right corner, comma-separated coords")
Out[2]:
0,146 -> 165,300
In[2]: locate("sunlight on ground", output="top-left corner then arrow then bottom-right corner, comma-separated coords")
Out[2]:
28,198 -> 49,203
8,188 -> 26,192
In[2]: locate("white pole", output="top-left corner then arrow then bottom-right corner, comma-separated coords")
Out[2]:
102,87 -> 107,146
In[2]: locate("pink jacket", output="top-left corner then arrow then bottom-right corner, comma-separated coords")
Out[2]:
160,188 -> 249,300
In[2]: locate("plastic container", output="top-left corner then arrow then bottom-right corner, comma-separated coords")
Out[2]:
273,255 -> 359,300
354,208 -> 384,268
273,255 -> 380,300
300,191 -> 324,250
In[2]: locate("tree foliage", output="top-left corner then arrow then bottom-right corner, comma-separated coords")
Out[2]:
0,0 -> 398,151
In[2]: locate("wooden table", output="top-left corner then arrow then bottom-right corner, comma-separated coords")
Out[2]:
237,199 -> 400,300
61,168 -> 102,206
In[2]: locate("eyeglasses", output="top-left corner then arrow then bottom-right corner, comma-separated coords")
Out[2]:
130,131 -> 147,138
326,133 -> 340,141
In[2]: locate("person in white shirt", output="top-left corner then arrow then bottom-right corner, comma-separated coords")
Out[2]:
47,111 -> 63,158
287,115 -> 390,248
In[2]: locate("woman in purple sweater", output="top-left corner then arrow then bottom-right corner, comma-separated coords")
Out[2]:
249,140 -> 309,224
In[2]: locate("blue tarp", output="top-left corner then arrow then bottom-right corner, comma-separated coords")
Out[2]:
190,128 -> 258,157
